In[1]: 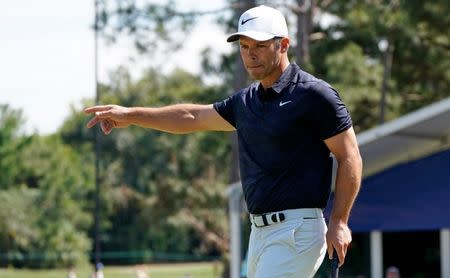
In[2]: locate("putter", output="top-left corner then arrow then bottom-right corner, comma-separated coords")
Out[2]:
331,249 -> 339,278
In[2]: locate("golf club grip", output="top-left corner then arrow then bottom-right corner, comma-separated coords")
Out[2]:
331,249 -> 339,278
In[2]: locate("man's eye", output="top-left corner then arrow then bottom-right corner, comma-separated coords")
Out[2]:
257,44 -> 267,48
240,45 -> 248,49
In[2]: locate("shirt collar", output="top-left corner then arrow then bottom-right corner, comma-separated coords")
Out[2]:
259,63 -> 300,94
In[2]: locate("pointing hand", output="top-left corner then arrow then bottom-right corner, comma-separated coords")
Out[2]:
84,105 -> 131,135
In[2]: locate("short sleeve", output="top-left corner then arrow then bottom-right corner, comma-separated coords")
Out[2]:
307,84 -> 352,140
213,92 -> 240,128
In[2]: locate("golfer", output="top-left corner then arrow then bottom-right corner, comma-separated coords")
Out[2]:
85,5 -> 362,278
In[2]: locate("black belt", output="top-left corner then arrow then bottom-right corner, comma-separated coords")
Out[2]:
250,208 -> 322,228
251,212 -> 286,227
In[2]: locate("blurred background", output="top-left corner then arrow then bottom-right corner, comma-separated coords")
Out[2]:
0,0 -> 448,277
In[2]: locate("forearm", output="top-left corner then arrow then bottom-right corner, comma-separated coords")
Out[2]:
330,154 -> 362,224
127,104 -> 211,134
323,127 -> 362,263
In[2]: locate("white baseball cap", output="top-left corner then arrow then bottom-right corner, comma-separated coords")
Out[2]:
227,5 -> 289,42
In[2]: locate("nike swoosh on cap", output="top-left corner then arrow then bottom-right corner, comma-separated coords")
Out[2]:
241,17 -> 258,25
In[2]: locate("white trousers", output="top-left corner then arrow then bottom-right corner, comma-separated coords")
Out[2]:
246,208 -> 327,278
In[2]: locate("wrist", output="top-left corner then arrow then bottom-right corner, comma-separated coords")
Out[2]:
329,215 -> 349,226
127,107 -> 154,127
126,107 -> 141,123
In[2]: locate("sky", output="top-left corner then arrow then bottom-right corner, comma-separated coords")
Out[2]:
0,0 -> 230,134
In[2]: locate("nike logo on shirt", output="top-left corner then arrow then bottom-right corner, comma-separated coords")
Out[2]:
279,100 -> 292,107
241,17 -> 258,25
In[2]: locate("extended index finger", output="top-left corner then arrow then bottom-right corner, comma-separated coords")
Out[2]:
86,116 -> 100,128
84,105 -> 113,114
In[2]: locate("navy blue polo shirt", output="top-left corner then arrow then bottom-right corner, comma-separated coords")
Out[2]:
214,63 -> 352,214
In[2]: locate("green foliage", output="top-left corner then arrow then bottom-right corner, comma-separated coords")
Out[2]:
0,187 -> 40,252
59,67 -> 231,261
0,105 -> 32,189
96,0 -> 199,54
97,69 -> 230,257
17,136 -> 92,267
324,0 -> 449,117
0,106 -> 93,267
324,42 -> 393,132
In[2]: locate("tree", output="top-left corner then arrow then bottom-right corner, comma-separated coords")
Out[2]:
17,135 -> 93,268
61,67 -> 232,261
0,104 -> 31,189
324,0 -> 449,122
0,186 -> 40,267
324,42 -> 385,132
0,105 -> 93,267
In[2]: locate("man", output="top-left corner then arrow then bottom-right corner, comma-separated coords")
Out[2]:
85,5 -> 362,278
385,266 -> 401,278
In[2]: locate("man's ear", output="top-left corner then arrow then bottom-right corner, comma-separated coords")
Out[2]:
280,37 -> 290,53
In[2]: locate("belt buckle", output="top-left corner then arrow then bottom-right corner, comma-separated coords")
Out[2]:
251,214 -> 266,227
252,212 -> 285,228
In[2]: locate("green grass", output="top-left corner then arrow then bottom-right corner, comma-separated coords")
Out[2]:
0,262 -> 223,278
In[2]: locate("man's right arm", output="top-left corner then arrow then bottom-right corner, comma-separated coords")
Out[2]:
84,104 -> 235,135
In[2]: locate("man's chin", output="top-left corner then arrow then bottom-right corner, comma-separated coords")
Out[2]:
247,72 -> 265,81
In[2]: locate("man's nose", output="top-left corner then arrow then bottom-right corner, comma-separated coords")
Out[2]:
248,48 -> 257,60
